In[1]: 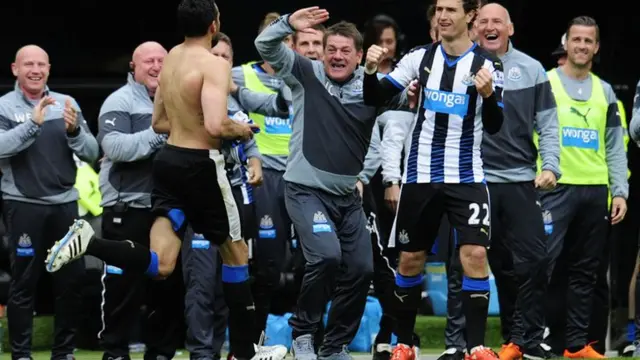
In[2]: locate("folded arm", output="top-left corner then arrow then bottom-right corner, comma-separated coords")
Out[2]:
99,109 -> 166,162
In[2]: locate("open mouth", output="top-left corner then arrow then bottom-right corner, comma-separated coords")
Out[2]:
27,76 -> 42,81
331,64 -> 346,70
485,34 -> 498,41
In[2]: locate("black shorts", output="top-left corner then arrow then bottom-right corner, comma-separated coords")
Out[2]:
391,182 -> 490,252
151,144 -> 242,246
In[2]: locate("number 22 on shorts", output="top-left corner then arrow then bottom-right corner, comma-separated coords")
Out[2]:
468,202 -> 489,226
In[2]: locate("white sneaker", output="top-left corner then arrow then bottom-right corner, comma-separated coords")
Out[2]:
251,344 -> 288,360
45,219 -> 95,272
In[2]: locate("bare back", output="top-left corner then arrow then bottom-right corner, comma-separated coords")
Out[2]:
159,44 -> 228,150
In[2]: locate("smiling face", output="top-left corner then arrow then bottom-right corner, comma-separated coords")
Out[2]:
475,3 -> 513,55
323,34 -> 362,82
12,45 -> 50,98
565,24 -> 599,69
131,42 -> 167,94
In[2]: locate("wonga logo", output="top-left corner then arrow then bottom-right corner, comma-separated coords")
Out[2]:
423,89 -> 469,117
561,127 -> 599,150
264,116 -> 292,135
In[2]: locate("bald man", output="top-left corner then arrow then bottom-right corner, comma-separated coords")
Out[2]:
0,45 -> 99,360
95,41 -> 182,360
475,4 -> 559,359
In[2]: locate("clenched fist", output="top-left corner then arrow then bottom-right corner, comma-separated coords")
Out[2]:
365,45 -> 388,73
474,67 -> 494,98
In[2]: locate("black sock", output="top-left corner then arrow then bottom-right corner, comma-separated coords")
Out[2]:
223,264 -> 257,360
393,273 -> 423,346
86,237 -> 156,276
461,276 -> 490,350
375,314 -> 394,345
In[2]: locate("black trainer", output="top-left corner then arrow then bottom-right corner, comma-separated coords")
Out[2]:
372,343 -> 392,360
437,348 -> 465,360
523,344 -> 554,360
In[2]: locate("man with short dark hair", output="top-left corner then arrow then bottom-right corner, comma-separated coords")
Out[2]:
293,24 -> 326,60
541,16 -> 627,359
255,7 -> 403,360
364,0 -> 504,359
46,1 -> 287,360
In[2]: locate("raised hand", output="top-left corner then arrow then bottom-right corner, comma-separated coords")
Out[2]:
288,7 -> 329,31
63,98 -> 78,133
365,45 -> 388,73
32,96 -> 56,125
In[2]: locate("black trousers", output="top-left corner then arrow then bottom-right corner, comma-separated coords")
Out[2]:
4,200 -> 83,360
363,184 -> 397,341
547,221 -> 613,355
285,182 -> 373,357
251,169 -> 290,334
486,182 -> 548,350
183,225 -> 229,360
363,183 -> 422,348
99,206 -> 183,360
542,185 -> 610,351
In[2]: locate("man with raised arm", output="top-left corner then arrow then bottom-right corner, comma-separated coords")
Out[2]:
254,6 -> 405,360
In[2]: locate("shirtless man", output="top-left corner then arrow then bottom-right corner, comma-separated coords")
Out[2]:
44,1 -> 287,360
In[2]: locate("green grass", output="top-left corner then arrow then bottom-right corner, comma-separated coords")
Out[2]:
25,351 -> 633,360
1,316 -> 627,359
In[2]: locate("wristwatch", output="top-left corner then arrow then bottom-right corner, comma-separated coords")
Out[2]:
384,180 -> 399,188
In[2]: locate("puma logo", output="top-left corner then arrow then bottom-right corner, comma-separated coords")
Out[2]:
570,107 -> 591,125
394,291 -> 408,302
470,292 -> 489,300
105,118 -> 116,127
125,240 -> 135,248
